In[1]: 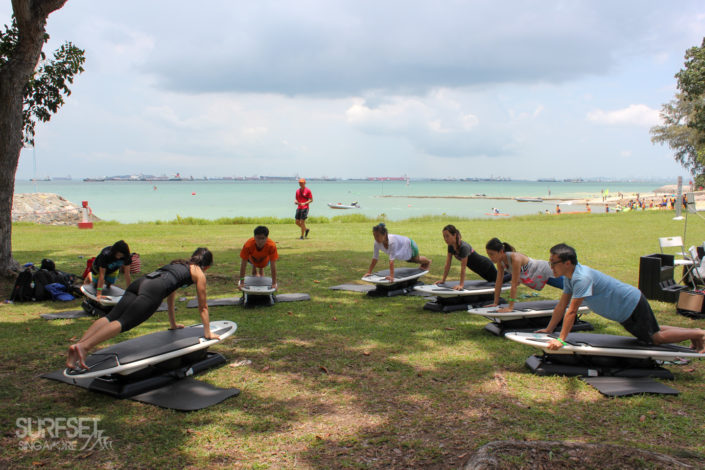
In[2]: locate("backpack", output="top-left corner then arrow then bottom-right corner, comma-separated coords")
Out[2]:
10,268 -> 35,302
33,269 -> 56,301
40,258 -> 56,271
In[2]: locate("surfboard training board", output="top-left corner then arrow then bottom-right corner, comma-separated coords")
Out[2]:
240,276 -> 276,295
81,284 -> 125,306
64,320 -> 237,379
468,300 -> 589,321
413,280 -> 508,297
505,332 -> 705,361
361,267 -> 428,285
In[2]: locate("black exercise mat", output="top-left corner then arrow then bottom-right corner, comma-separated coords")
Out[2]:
188,297 -> 242,307
41,310 -> 91,320
562,333 -> 695,353
129,377 -> 240,410
582,377 -> 680,397
329,284 -> 376,293
275,293 -> 310,302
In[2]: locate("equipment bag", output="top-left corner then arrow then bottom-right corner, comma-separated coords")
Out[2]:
10,268 -> 35,302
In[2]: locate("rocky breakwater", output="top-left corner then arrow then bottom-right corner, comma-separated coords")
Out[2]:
12,193 -> 101,225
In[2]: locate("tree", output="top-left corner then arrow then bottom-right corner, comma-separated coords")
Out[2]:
650,94 -> 705,186
0,0 -> 85,276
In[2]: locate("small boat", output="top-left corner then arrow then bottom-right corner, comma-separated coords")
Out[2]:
515,197 -> 543,203
328,202 -> 360,210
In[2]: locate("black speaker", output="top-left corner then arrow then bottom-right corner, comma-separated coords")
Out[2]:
639,253 -> 679,301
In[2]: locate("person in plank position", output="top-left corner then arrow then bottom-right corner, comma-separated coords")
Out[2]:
67,248 -> 218,370
238,225 -> 278,291
539,243 -> 705,352
365,223 -> 431,282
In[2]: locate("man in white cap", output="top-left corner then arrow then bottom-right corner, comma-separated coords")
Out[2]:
294,178 -> 313,239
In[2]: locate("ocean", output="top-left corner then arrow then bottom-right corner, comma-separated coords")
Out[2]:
13,180 -> 671,223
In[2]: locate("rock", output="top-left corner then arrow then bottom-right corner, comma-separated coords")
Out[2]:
12,193 -> 101,226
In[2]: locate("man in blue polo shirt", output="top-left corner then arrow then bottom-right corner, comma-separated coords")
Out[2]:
539,243 -> 705,352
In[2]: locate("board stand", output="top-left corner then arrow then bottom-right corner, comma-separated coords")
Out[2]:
525,353 -> 674,380
242,292 -> 275,308
81,298 -> 111,317
423,294 -> 497,313
367,280 -> 424,297
483,317 -> 593,337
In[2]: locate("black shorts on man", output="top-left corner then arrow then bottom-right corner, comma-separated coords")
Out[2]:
295,208 -> 309,220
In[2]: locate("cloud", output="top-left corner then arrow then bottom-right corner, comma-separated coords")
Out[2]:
586,104 -> 661,126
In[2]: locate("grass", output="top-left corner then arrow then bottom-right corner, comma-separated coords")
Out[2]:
1,210 -> 705,469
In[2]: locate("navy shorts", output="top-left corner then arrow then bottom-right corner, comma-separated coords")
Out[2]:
295,208 -> 309,220
620,294 -> 660,344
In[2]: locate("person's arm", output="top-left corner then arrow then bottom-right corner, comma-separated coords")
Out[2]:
487,264 -> 505,306
455,256 -> 468,290
167,291 -> 183,330
387,259 -> 395,281
498,254 -> 522,312
193,267 -> 218,340
536,291 -> 572,333
96,267 -> 106,299
366,258 -> 378,276
270,260 -> 277,290
435,253 -> 453,285
238,258 -> 247,289
122,266 -> 131,289
547,297 -> 584,350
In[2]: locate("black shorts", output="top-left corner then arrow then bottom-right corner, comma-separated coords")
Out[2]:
106,277 -> 165,332
620,294 -> 660,344
295,208 -> 309,220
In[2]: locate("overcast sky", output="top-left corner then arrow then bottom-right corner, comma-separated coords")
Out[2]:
5,1 -> 705,180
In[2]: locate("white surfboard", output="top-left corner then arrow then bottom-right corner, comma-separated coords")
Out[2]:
414,280 -> 508,297
64,320 -> 237,379
505,332 -> 705,361
468,300 -> 589,321
362,267 -> 428,285
81,284 -> 125,307
240,276 -> 276,295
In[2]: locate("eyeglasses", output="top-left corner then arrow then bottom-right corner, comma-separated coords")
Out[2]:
548,260 -> 562,267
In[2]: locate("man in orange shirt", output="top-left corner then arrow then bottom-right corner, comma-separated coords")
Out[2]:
239,226 -> 278,290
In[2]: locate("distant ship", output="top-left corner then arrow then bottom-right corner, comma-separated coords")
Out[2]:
563,178 -> 585,183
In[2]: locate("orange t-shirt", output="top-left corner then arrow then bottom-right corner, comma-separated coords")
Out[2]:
240,238 -> 279,268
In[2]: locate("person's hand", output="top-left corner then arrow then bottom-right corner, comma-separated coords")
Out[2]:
271,282 -> 278,290
484,302 -> 498,307
384,276 -> 394,281
434,280 -> 443,286
534,328 -> 550,334
547,339 -> 563,351
497,307 -> 513,313
238,280 -> 244,290
364,272 -> 372,277
169,324 -> 185,330
204,331 -> 220,340
453,284 -> 464,291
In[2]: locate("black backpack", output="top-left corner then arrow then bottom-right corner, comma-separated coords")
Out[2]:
10,268 -> 35,302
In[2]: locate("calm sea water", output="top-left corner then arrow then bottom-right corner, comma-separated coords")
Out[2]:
14,180 -> 670,223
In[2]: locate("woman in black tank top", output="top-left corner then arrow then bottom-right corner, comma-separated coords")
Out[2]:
67,248 -> 217,371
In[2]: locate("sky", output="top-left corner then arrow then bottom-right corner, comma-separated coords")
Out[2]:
4,0 -> 705,180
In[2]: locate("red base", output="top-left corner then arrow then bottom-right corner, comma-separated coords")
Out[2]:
78,222 -> 93,229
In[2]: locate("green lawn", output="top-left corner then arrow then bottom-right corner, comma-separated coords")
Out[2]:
2,211 -> 705,469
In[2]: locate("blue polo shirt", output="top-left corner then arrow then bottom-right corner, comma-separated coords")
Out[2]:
563,264 -> 641,323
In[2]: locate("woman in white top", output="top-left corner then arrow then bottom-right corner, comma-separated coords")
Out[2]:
485,237 -> 564,312
365,223 -> 431,281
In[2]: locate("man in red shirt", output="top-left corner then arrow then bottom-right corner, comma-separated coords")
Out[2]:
295,178 -> 313,239
239,226 -> 278,290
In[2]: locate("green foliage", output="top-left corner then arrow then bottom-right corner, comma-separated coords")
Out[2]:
652,37 -> 705,181
0,17 -> 85,145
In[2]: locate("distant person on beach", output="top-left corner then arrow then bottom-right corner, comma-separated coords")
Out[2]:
365,223 -> 431,281
538,243 -> 705,353
555,204 -> 561,214
67,248 -> 218,370
435,225 -> 507,289
605,204 -> 609,213
83,240 -> 132,300
295,178 -> 313,239
586,202 -> 591,213
485,238 -> 564,313
239,225 -> 278,290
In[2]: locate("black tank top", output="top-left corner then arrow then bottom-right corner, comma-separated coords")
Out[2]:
156,263 -> 194,295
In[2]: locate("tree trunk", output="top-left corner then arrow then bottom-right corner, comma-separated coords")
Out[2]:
0,0 -> 67,276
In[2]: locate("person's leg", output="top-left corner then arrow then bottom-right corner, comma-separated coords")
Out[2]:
652,326 -> 705,352
546,276 -> 564,289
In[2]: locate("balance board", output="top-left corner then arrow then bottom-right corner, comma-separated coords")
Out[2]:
64,320 -> 237,379
362,267 -> 428,285
414,280 -> 508,298
81,284 -> 125,306
240,276 -> 276,295
505,332 -> 705,361
468,300 -> 589,321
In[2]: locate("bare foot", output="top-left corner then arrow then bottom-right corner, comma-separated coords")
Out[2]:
74,343 -> 88,369
66,345 -> 78,369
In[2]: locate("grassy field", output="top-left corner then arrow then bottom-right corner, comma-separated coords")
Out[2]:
1,211 -> 705,469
